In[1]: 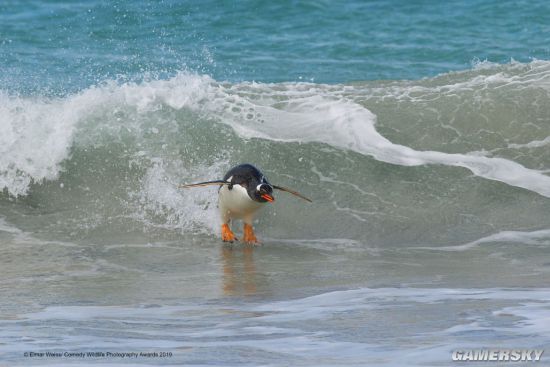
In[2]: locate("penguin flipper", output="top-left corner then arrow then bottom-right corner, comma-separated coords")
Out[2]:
273,185 -> 312,202
179,180 -> 229,189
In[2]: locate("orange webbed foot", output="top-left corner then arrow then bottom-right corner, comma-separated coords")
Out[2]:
221,223 -> 237,242
243,223 -> 260,245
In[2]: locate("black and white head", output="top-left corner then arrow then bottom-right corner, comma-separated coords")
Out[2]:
223,163 -> 275,203
253,179 -> 274,203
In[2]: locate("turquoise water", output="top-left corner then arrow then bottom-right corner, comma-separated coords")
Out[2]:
2,0 -> 550,92
2,1 -> 550,366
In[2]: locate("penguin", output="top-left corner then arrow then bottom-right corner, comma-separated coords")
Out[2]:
180,163 -> 311,244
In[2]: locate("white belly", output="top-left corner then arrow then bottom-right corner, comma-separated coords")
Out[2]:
219,185 -> 263,223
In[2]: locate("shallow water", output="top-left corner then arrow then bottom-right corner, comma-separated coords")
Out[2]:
2,215 -> 550,366
2,1 -> 550,366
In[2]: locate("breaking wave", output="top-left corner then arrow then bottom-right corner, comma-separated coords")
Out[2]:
1,60 -> 550,244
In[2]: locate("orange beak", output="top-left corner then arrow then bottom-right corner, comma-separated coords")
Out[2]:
261,193 -> 274,202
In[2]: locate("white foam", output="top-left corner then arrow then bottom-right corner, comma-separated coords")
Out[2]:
129,158 -> 226,235
251,287 -> 550,316
272,237 -> 378,253
509,136 -> 550,149
494,302 -> 550,336
0,74 -> 214,197
413,228 -> 550,251
0,92 -> 78,196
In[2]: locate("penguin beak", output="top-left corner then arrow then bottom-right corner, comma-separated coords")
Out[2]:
261,193 -> 274,202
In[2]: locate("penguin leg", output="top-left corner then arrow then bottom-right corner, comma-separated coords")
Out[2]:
242,215 -> 259,245
243,224 -> 258,244
221,223 -> 237,242
220,205 -> 237,242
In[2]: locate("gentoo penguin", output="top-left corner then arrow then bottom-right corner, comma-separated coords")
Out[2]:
180,163 -> 311,244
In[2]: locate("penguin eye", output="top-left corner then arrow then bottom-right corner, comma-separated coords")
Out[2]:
257,183 -> 272,193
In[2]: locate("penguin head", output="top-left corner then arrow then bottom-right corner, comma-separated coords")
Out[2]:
251,182 -> 274,203
222,163 -> 275,203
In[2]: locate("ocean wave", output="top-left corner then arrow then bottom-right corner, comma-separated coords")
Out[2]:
2,61 -> 550,198
1,61 -> 549,243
